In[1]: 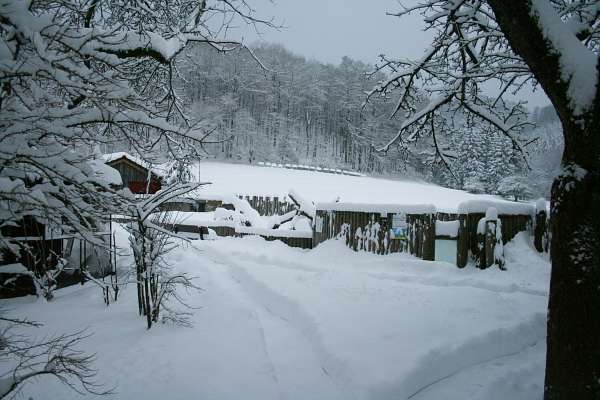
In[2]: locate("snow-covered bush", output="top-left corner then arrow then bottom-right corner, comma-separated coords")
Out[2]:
128,184 -> 201,329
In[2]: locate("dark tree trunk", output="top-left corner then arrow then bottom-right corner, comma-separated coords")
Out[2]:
547,131 -> 600,399
488,2 -> 600,398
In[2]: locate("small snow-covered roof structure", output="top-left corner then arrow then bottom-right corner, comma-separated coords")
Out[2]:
102,152 -> 165,178
102,152 -> 163,194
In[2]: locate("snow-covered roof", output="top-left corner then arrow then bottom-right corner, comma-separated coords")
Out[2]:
188,161 -> 535,214
457,200 -> 534,216
88,158 -> 122,186
102,152 -> 165,177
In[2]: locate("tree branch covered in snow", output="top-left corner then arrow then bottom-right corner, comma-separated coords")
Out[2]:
366,1 -> 574,172
127,183 -> 202,329
0,314 -> 112,399
0,0 -> 273,257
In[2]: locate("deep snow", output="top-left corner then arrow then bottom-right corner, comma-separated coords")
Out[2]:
1,228 -> 550,400
192,161 -> 534,214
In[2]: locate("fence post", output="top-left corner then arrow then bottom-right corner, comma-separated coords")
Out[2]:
534,198 -> 547,253
484,219 -> 496,269
422,213 -> 436,261
457,214 -> 469,268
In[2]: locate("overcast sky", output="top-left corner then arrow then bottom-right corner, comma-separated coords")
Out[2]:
238,0 -> 550,109
242,0 -> 430,64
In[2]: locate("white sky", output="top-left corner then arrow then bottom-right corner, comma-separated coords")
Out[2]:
237,0 -> 550,109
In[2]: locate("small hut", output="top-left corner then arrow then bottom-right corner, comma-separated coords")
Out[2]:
103,152 -> 163,194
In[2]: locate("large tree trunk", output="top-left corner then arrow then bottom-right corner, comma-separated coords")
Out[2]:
545,121 -> 600,399
487,2 -> 600,398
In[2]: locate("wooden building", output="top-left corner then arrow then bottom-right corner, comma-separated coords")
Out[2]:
103,152 -> 162,194
0,214 -> 116,298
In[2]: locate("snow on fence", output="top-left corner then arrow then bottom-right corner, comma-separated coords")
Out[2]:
314,199 -> 544,268
313,203 -> 437,260
163,195 -> 547,265
237,195 -> 296,216
165,207 -> 313,249
235,226 -> 313,249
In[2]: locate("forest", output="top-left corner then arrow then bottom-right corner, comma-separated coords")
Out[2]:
119,42 -> 562,200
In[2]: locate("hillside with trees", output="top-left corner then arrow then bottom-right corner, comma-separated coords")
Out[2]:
166,44 -> 559,200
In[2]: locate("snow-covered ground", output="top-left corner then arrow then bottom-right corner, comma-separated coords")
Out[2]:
193,161 -> 530,213
1,228 -> 550,399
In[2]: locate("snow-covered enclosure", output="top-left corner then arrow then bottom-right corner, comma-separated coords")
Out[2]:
191,162 -> 535,214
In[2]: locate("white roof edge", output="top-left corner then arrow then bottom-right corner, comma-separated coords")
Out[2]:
315,202 -> 437,214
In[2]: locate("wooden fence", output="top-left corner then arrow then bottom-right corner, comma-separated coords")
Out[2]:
313,205 -> 537,267
237,195 -> 296,216
313,209 -> 436,260
171,222 -> 311,249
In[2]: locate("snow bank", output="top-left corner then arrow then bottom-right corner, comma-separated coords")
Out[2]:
373,313 -> 546,400
5,224 -> 550,400
316,202 -> 436,214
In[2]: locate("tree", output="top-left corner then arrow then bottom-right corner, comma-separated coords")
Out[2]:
0,0 -> 271,258
0,314 -> 112,399
0,0 -> 271,394
497,174 -> 535,201
128,183 -> 201,329
372,1 -> 599,398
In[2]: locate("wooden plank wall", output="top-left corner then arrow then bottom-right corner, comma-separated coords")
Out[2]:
236,233 -> 312,249
313,210 -> 435,260
172,223 -> 311,249
238,195 -> 296,216
314,209 -> 531,265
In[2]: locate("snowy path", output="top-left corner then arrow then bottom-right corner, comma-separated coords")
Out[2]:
1,232 -> 550,399
206,253 -> 356,399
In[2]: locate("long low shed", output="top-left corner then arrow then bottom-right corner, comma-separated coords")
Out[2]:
313,200 -> 538,267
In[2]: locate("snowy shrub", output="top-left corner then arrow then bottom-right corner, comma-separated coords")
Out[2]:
128,184 -> 201,329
